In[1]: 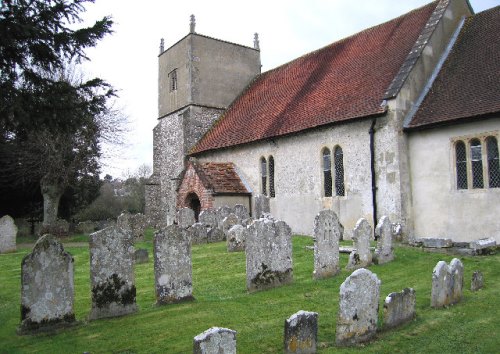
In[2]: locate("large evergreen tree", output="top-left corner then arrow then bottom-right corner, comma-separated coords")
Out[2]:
0,0 -> 115,231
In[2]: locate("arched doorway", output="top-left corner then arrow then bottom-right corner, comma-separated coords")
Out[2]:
186,192 -> 201,222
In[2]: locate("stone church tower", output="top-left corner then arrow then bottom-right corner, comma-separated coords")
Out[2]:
146,16 -> 261,226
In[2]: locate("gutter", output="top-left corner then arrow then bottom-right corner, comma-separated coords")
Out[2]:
369,118 -> 378,233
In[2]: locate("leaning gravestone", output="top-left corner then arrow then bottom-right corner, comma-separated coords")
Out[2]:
346,218 -> 372,270
227,224 -> 247,252
253,194 -> 270,218
234,204 -> 250,220
0,215 -> 17,253
222,213 -> 240,238
471,270 -> 484,291
193,327 -> 237,354
246,218 -> 293,292
373,215 -> 394,264
336,268 -> 381,346
88,226 -> 137,320
383,288 -> 416,329
313,210 -> 341,279
154,225 -> 194,304
19,234 -> 75,334
189,222 -> 208,244
284,310 -> 318,354
177,208 -> 196,229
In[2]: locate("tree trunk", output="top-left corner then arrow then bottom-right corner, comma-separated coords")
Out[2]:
40,177 -> 65,228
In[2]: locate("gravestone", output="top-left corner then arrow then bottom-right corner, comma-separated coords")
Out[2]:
154,225 -> 194,304
383,288 -> 416,329
217,206 -> 233,229
189,222 -> 208,244
284,310 -> 318,354
88,226 -> 137,320
134,249 -> 149,264
76,220 -> 97,234
234,204 -> 250,220
253,194 -> 270,218
346,218 -> 372,270
227,224 -> 247,252
313,210 -> 341,279
373,215 -> 394,264
242,217 -> 255,228
449,258 -> 464,304
193,327 -> 237,354
117,211 -> 132,231
246,218 -> 293,292
199,209 -> 217,229
0,215 -> 17,253
177,208 -> 196,229
129,213 -> 147,241
207,227 -> 225,243
222,213 -> 240,237
431,261 -> 451,308
19,234 -> 75,334
471,271 -> 484,291
336,268 -> 381,346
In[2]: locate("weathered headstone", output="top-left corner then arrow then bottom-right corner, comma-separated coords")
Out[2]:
154,225 -> 194,304
207,227 -> 225,243
222,213 -> 240,237
129,213 -> 148,241
88,226 -> 137,320
75,220 -> 97,234
199,209 -> 217,229
419,237 -> 453,248
284,310 -> 318,354
0,215 -> 17,253
19,234 -> 75,334
134,248 -> 149,264
470,237 -> 497,255
374,215 -> 394,264
431,258 -> 464,308
346,218 -> 372,270
227,224 -> 247,252
336,268 -> 381,346
217,206 -> 233,229
241,217 -> 255,228
246,218 -> 293,292
253,194 -> 270,218
189,222 -> 208,244
471,270 -> 484,291
234,204 -> 250,220
177,208 -> 196,229
383,288 -> 416,329
313,210 -> 341,279
117,211 -> 132,231
193,327 -> 237,354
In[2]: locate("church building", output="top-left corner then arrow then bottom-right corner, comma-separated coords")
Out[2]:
146,0 -> 500,243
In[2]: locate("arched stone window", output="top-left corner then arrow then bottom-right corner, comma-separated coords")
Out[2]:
260,157 -> 267,196
334,146 -> 345,196
455,140 -> 468,189
269,156 -> 275,198
322,148 -> 332,197
486,136 -> 500,188
470,139 -> 483,189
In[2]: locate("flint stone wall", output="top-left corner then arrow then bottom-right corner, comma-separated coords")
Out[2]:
374,216 -> 394,264
88,226 -> 137,320
246,218 -> 293,292
284,310 -> 318,354
313,210 -> 341,279
336,268 -> 381,346
19,234 -> 75,333
193,327 -> 237,354
154,225 -> 194,304
0,215 -> 17,253
346,218 -> 372,270
383,288 -> 416,329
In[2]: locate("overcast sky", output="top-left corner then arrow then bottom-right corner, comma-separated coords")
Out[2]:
79,0 -> 498,179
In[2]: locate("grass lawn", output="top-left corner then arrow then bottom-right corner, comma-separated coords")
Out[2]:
1,234 -> 499,353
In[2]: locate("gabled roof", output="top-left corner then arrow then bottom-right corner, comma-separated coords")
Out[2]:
192,162 -> 250,195
406,6 -> 500,130
191,1 -> 439,154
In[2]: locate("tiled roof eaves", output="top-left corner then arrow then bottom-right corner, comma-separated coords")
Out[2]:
404,111 -> 499,132
384,0 -> 445,99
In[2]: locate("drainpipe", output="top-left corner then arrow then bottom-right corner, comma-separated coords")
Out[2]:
369,119 -> 378,234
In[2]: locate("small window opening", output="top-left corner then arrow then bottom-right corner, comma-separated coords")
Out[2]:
470,139 -> 484,189
169,69 -> 177,91
260,157 -> 267,196
334,146 -> 345,196
455,141 -> 468,189
269,156 -> 275,198
486,136 -> 500,188
322,148 -> 332,197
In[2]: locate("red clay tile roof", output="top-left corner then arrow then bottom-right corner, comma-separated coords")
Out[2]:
193,162 -> 250,194
191,1 -> 439,154
407,6 -> 500,129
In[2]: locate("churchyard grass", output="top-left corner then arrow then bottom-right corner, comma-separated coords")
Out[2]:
1,235 -> 499,353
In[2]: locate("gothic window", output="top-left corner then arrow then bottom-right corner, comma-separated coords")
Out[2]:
322,148 -> 332,197
486,136 -> 500,188
334,146 -> 345,196
169,69 -> 177,91
269,156 -> 275,198
455,141 -> 468,190
470,139 -> 483,189
260,157 -> 267,196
